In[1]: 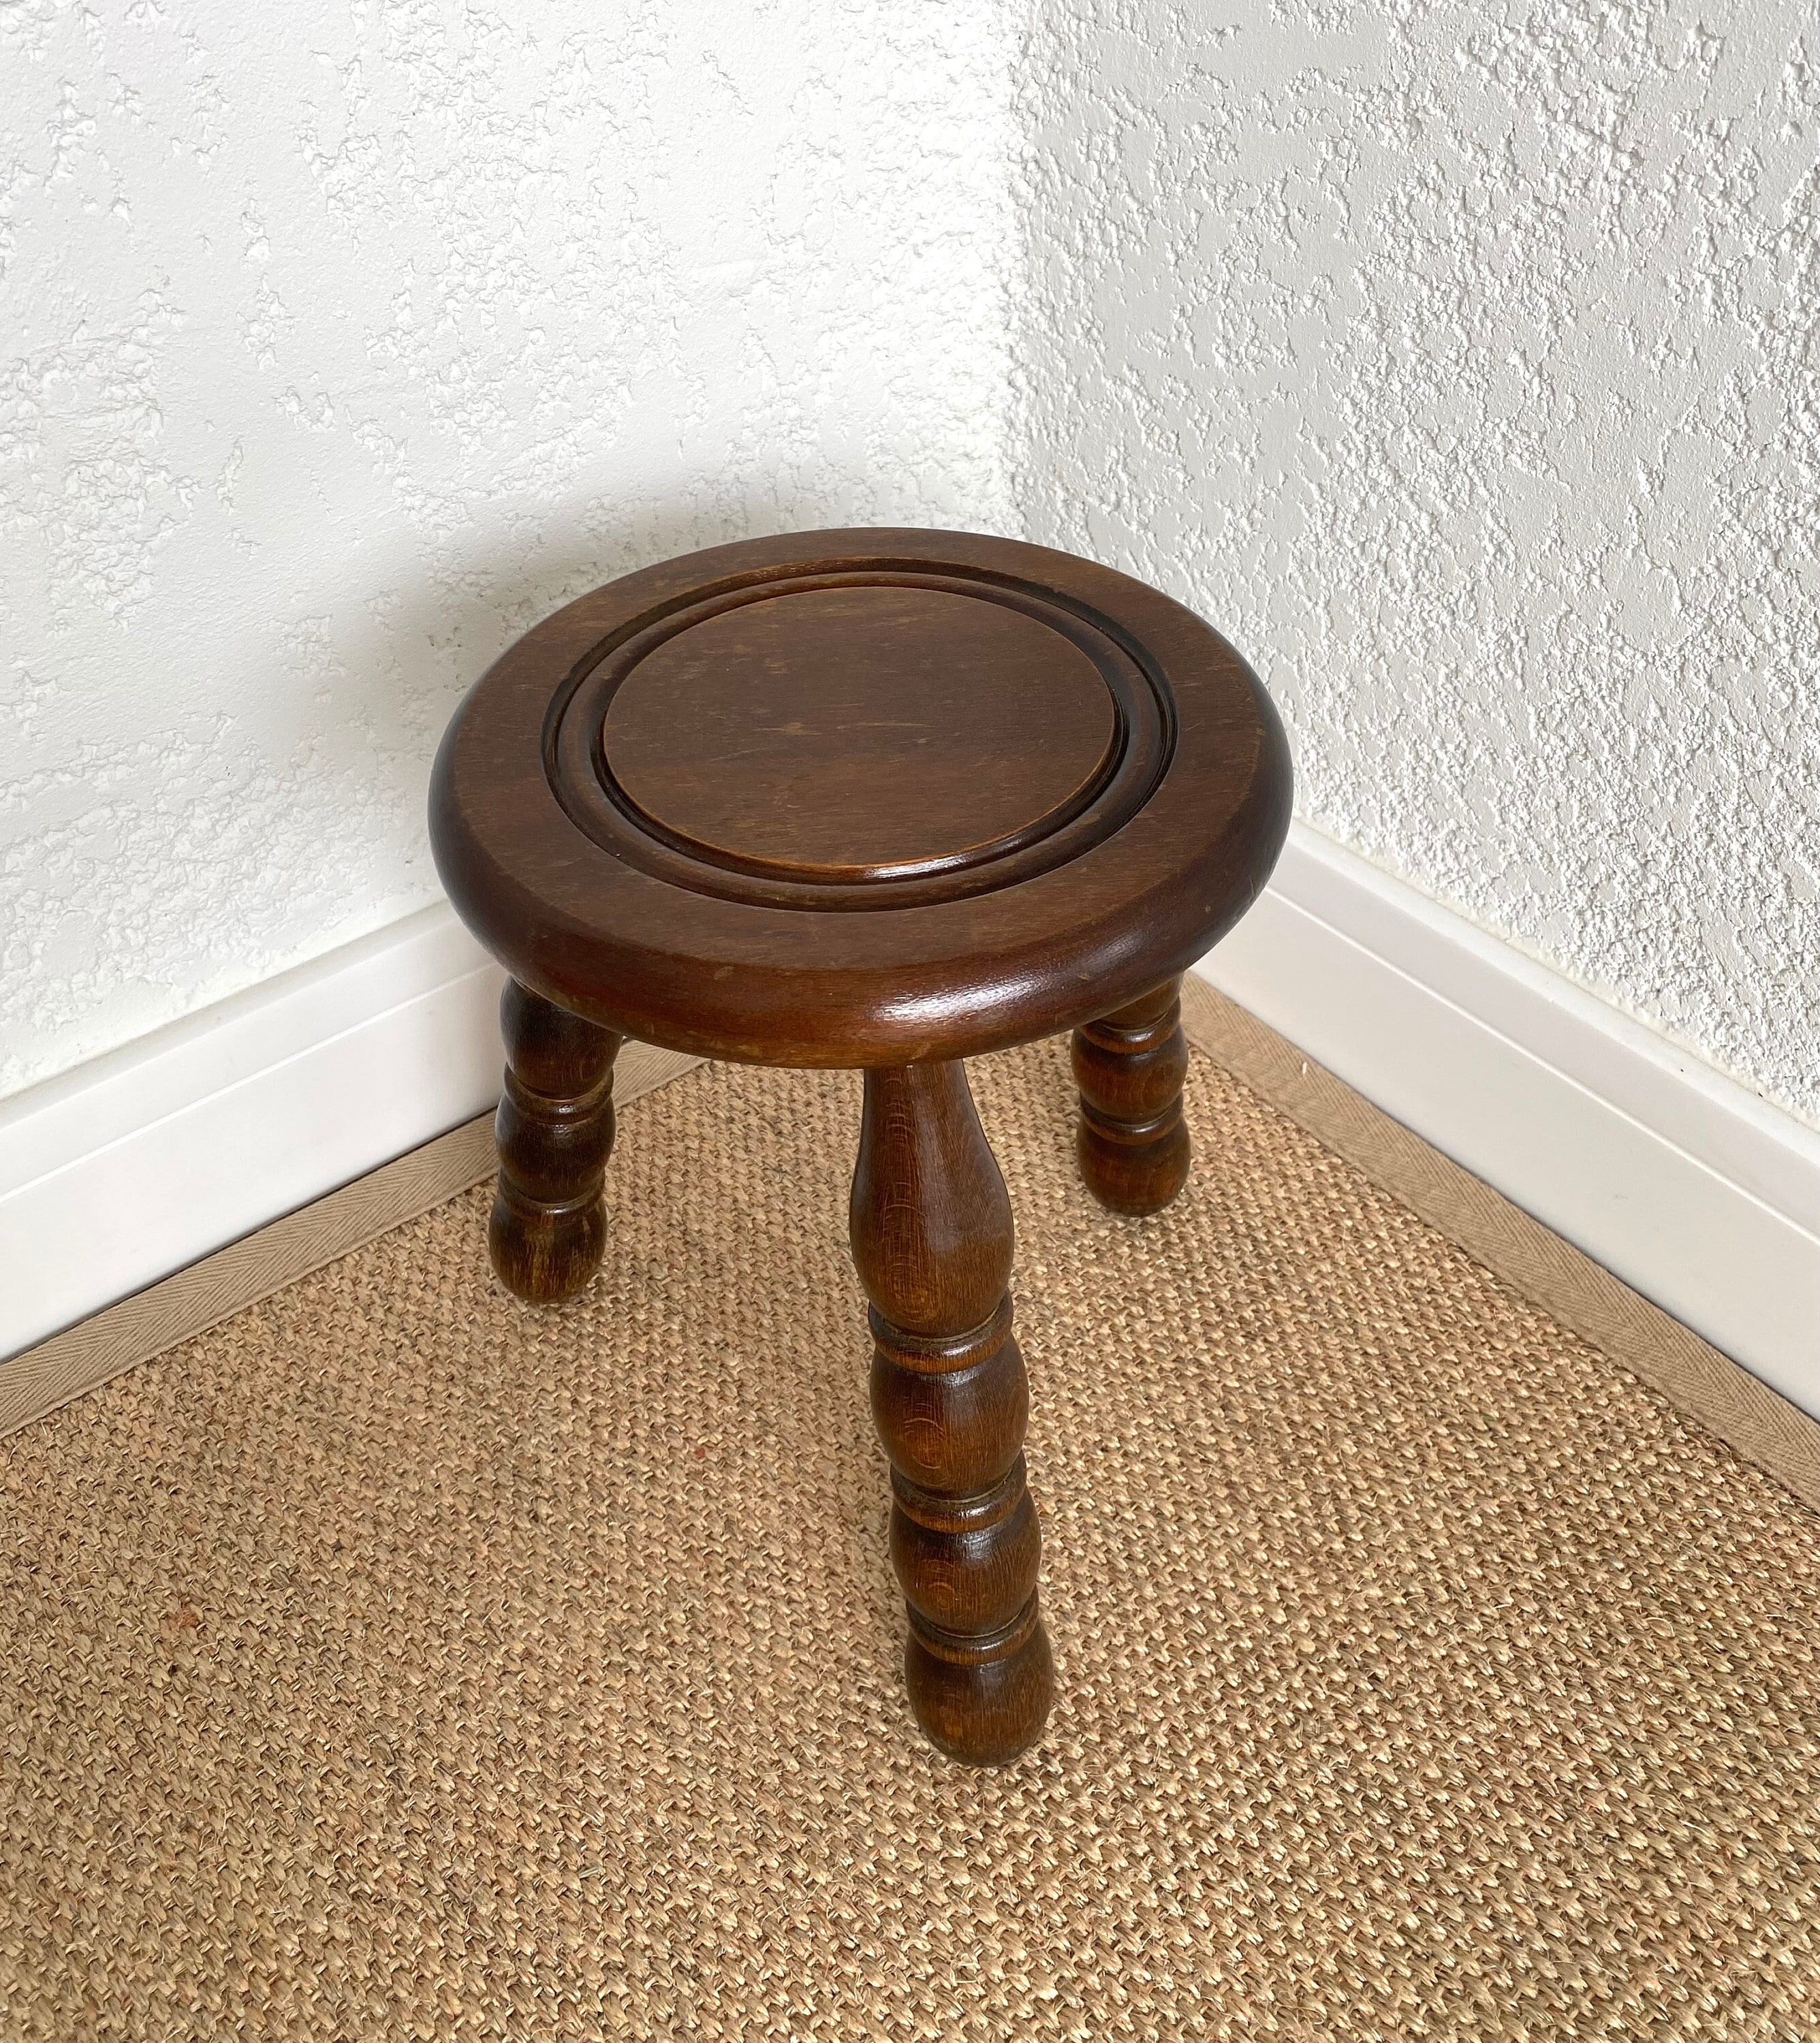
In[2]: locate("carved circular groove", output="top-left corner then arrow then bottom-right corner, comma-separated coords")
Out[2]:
544,565 -> 1176,913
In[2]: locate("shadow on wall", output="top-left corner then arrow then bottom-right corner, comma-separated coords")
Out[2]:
2,479 -> 892,1102
298,485 -> 839,803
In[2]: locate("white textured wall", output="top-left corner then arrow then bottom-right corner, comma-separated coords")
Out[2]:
1,1 -> 1016,1095
1012,2 -> 1820,1124
9,1 -> 1817,1137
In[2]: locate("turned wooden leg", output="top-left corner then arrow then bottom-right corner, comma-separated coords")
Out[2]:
849,1060 -> 1054,1766
490,979 -> 623,1303
1072,975 -> 1191,1216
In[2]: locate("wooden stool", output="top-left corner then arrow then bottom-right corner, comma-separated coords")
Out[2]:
429,529 -> 1291,1766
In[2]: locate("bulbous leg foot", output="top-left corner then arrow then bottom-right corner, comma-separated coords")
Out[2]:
489,979 -> 622,1303
905,1591 -> 1056,1767
1072,977 -> 1191,1215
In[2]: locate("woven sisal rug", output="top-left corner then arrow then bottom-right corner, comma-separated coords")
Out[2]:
1,1009 -> 1817,2040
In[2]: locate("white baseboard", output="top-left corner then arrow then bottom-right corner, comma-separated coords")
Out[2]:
1197,824 -> 1820,1421
10,834 -> 1818,1427
0,906 -> 507,1361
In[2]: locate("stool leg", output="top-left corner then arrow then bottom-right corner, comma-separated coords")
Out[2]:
1072,975 -> 1191,1215
849,1061 -> 1054,1765
489,979 -> 622,1303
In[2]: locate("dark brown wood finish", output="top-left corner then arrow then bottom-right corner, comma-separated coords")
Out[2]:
429,527 -> 1293,1766
429,528 -> 1291,1068
490,980 -> 622,1303
601,583 -> 1118,883
1073,977 -> 1192,1215
851,1060 -> 1053,1765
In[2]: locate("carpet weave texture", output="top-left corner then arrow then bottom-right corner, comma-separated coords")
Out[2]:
2,1039 -> 1817,2041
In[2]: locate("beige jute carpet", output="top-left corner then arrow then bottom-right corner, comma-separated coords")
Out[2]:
3,1034 -> 1819,2041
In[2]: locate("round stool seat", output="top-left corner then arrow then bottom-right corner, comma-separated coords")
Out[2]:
430,528 -> 1291,1066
